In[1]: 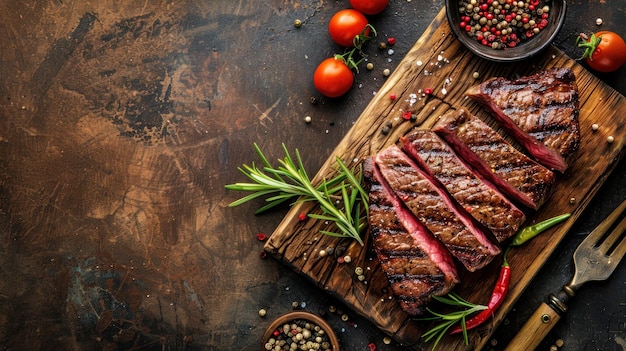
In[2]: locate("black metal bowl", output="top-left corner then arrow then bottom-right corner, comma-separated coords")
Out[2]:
445,0 -> 567,62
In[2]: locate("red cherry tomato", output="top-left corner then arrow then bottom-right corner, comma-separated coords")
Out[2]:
313,57 -> 354,98
577,31 -> 626,73
350,0 -> 389,15
328,9 -> 369,47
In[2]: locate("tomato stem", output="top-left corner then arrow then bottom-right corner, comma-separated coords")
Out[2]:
335,24 -> 377,73
575,32 -> 602,61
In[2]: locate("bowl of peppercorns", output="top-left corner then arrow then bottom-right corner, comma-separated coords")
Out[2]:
261,311 -> 340,351
445,0 -> 567,61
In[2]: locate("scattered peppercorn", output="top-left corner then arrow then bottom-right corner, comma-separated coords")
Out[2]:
259,308 -> 267,317
298,213 -> 307,221
378,42 -> 387,50
595,17 -> 603,25
381,124 -> 391,135
387,37 -> 396,45
294,19 -> 302,28
304,116 -> 312,123
259,251 -> 267,259
366,62 -> 374,70
256,233 -> 267,241
591,123 -> 599,131
382,68 -> 391,76
472,71 -> 480,79
423,87 -> 433,95
402,111 -> 413,120
607,135 -> 615,144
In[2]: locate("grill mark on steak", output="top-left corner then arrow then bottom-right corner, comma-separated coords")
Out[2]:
433,109 -> 555,210
466,68 -> 580,172
374,145 -> 501,272
364,158 -> 458,315
401,130 -> 526,242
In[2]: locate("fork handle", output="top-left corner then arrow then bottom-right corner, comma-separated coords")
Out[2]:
504,294 -> 568,351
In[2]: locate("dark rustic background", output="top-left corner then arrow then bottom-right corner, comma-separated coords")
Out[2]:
0,1 -> 624,350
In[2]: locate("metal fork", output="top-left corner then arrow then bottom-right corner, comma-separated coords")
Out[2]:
505,199 -> 626,351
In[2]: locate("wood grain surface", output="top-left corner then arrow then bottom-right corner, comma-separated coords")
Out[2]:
264,8 -> 626,350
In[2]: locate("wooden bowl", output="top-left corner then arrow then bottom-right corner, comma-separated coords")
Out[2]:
260,311 -> 340,351
445,0 -> 567,62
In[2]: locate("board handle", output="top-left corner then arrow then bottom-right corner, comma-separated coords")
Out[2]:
504,296 -> 565,351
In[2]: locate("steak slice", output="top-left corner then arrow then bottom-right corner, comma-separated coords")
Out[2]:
433,109 -> 555,210
375,145 -> 501,272
466,68 -> 580,172
401,130 -> 526,242
364,158 -> 459,315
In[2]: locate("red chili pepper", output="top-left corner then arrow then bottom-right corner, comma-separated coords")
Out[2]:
450,251 -> 511,334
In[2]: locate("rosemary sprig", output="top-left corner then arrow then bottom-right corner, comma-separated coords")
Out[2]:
418,292 -> 487,351
225,143 -> 369,245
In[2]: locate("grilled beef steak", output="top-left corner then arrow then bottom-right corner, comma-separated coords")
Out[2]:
401,130 -> 526,242
433,109 -> 555,210
364,158 -> 459,315
374,145 -> 501,272
466,68 -> 580,172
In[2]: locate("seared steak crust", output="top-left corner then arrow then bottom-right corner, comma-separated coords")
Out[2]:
374,145 -> 501,272
401,130 -> 526,242
466,68 -> 580,172
433,109 -> 555,210
364,158 -> 458,315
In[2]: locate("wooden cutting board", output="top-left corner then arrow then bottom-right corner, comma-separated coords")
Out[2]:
264,7 -> 626,350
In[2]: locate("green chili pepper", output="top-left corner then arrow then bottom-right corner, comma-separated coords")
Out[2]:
510,213 -> 571,246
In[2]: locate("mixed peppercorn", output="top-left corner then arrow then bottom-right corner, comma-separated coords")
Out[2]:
264,319 -> 332,351
456,0 -> 551,49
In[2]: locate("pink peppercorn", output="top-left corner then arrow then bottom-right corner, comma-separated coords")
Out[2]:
423,87 -> 433,95
389,93 -> 396,100
387,37 -> 396,45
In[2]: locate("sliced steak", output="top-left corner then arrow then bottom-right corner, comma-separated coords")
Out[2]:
401,130 -> 526,242
466,68 -> 580,172
433,109 -> 555,210
374,145 -> 501,272
364,158 -> 459,315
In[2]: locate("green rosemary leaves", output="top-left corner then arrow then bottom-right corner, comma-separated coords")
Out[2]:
225,143 -> 368,245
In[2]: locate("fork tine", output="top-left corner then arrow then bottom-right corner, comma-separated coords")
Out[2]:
581,200 -> 626,248
609,231 -> 626,265
597,213 -> 626,256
